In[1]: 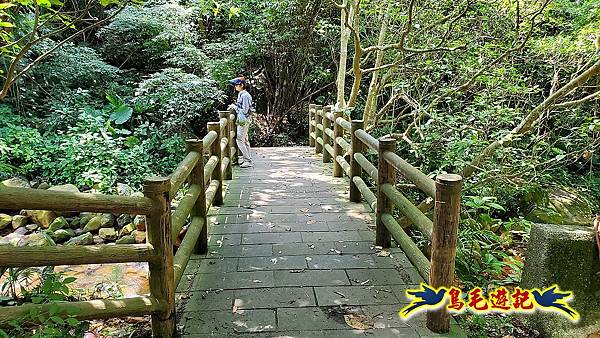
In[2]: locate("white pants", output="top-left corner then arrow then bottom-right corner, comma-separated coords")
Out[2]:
236,120 -> 252,164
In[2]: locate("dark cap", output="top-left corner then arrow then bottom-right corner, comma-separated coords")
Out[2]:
228,77 -> 246,85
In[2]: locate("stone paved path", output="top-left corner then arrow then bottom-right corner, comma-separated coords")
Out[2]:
176,147 -> 464,337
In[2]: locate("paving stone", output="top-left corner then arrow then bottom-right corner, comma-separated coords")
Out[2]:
273,242 -> 340,256
183,290 -> 234,311
233,287 -> 316,309
346,268 -> 413,286
238,255 -> 308,271
273,270 -> 350,287
183,309 -> 276,334
314,286 -> 400,306
187,258 -> 238,273
242,232 -> 302,244
191,271 -> 274,290
207,233 -> 241,246
308,254 -> 396,269
276,307 -> 349,331
206,244 -> 273,258
223,328 -> 420,338
301,231 -> 364,243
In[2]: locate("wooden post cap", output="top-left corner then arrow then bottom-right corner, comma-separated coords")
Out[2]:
378,137 -> 396,150
309,104 -> 316,109
185,139 -> 203,152
143,177 -> 171,194
435,174 -> 463,184
351,120 -> 364,129
207,122 -> 220,127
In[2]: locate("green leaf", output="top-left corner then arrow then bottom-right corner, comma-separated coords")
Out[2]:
66,317 -> 79,327
50,316 -> 64,325
31,296 -> 44,304
0,3 -> 15,9
124,136 -> 140,148
0,22 -> 14,28
487,203 -> 505,211
35,0 -> 52,8
110,105 -> 133,124
62,277 -> 76,284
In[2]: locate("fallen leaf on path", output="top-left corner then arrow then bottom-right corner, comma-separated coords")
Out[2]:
376,250 -> 391,257
307,220 -> 317,225
343,314 -> 374,330
271,258 -> 278,264
305,257 -> 312,262
253,279 -> 262,283
334,291 -> 346,298
300,208 -> 310,213
232,304 -> 238,314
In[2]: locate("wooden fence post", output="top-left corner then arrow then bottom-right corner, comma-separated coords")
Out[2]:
207,122 -> 223,206
315,104 -> 323,155
377,137 -> 396,248
143,177 -> 174,338
427,174 -> 463,333
186,139 -> 207,254
349,120 -> 364,202
219,112 -> 232,180
309,104 -> 316,147
322,105 -> 332,163
332,110 -> 343,177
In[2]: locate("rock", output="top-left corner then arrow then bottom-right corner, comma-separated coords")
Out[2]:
116,183 -> 133,196
23,210 -> 57,229
1,233 -> 25,246
119,223 -> 136,237
37,182 -> 50,189
13,227 -> 28,235
117,214 -> 132,228
51,229 -> 75,243
48,184 -> 80,193
115,235 -> 136,244
11,215 -> 28,229
133,215 -> 146,231
25,224 -> 38,231
79,213 -> 95,227
1,177 -> 30,188
83,214 -> 115,232
48,216 -> 68,232
65,232 -> 93,246
99,227 -> 117,241
66,217 -> 80,229
0,214 -> 11,229
131,192 -> 144,198
93,235 -> 104,245
525,187 -> 593,226
24,233 -> 55,247
132,230 -> 146,244
74,228 -> 84,236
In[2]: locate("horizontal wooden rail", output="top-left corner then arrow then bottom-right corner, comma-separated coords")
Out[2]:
310,132 -> 316,141
310,120 -> 316,127
354,129 -> 379,152
324,128 -> 335,139
316,123 -> 324,131
325,112 -> 335,122
221,157 -> 231,177
336,137 -> 351,153
336,117 -> 351,132
316,137 -> 324,146
204,156 -> 219,185
169,151 -> 202,197
354,153 -> 378,181
0,296 -> 162,324
381,213 -> 430,280
352,176 -> 377,212
174,216 -> 205,286
0,245 -> 156,267
171,184 -> 203,239
324,144 -> 334,157
381,183 -> 433,238
219,117 -> 228,130
0,187 -> 152,215
205,180 -> 220,209
220,137 -> 229,153
203,130 -> 218,149
382,151 -> 435,198
336,156 -> 351,177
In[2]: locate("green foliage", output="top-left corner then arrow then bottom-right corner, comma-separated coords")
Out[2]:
135,68 -> 224,133
164,45 -> 208,75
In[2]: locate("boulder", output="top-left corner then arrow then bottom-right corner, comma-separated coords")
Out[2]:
525,187 -> 593,226
11,215 -> 28,229
13,227 -> 28,235
50,229 -> 75,243
23,210 -> 57,229
133,215 -> 146,231
48,217 -> 68,232
132,230 -> 146,244
117,214 -> 132,228
25,224 -> 38,231
48,184 -> 79,193
0,233 -> 25,246
1,177 -> 30,188
83,214 -> 115,232
93,235 -> 104,245
118,223 -> 136,237
521,223 -> 600,337
65,232 -> 93,246
0,214 -> 11,230
37,182 -> 50,190
98,227 -> 117,241
116,183 -> 133,196
66,217 -> 80,229
115,235 -> 136,244
24,233 -> 55,247
79,213 -> 95,227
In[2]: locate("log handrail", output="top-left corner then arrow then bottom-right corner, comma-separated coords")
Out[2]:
0,112 -> 237,337
308,104 -> 462,334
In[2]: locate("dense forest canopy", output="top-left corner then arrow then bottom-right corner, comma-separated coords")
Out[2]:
0,0 -> 598,335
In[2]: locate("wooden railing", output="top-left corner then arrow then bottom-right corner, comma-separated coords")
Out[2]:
309,104 -> 462,334
0,112 -> 237,337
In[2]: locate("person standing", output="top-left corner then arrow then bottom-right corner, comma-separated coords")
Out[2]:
228,77 -> 253,168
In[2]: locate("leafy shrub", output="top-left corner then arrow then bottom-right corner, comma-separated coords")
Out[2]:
98,4 -> 200,69
164,45 -> 209,75
135,68 -> 224,134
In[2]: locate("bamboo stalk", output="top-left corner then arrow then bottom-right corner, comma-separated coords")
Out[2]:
0,245 -> 155,267
381,183 -> 433,238
381,213 -> 430,281
174,216 -> 205,286
0,296 -> 162,324
0,187 -> 152,215
383,151 -> 436,198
